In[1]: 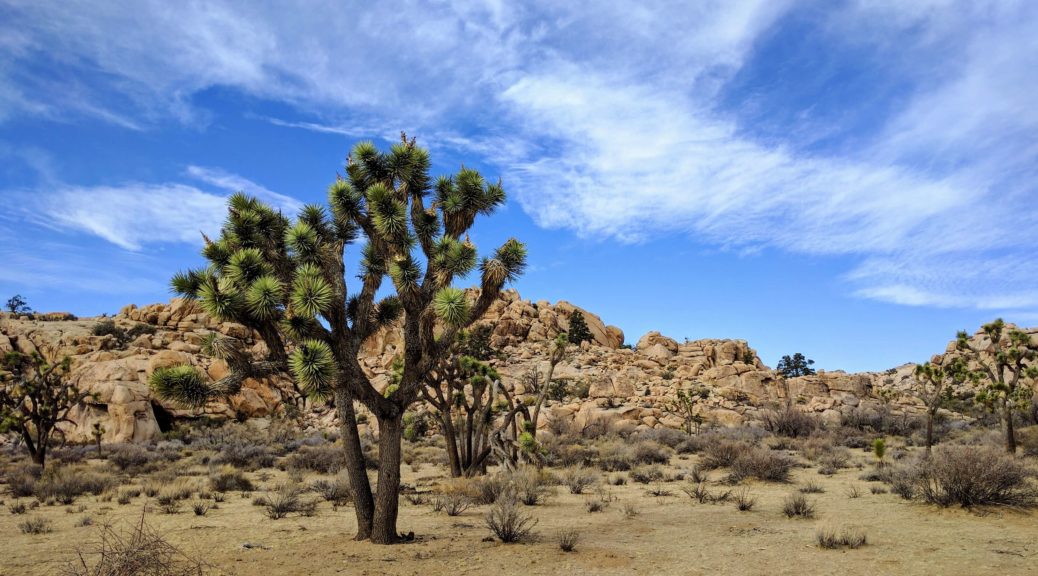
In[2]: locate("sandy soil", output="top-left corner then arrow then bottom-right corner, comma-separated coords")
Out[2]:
2,452 -> 1036,576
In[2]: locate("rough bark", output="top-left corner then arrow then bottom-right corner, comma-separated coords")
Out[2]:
334,387 -> 374,540
371,413 -> 404,544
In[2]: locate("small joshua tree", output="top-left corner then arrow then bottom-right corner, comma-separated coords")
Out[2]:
5,294 -> 32,315
914,358 -> 974,455
422,325 -> 516,477
662,385 -> 708,435
566,310 -> 593,345
151,134 -> 525,543
956,319 -> 1038,453
92,422 -> 106,458
872,438 -> 886,468
0,352 -> 91,468
776,353 -> 816,378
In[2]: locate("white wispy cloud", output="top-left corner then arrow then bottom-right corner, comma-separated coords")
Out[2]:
1,0 -> 1035,313
18,167 -> 300,251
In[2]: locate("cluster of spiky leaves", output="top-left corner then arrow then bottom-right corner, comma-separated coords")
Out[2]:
153,136 -> 526,413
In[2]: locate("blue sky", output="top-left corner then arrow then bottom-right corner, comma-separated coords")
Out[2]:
1,1 -> 1036,372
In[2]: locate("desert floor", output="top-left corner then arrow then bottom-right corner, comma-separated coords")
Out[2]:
3,449 -> 1036,576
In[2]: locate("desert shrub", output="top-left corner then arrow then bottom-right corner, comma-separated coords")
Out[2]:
561,466 -> 598,494
646,482 -> 673,497
594,439 -> 633,472
431,479 -> 476,516
125,323 -> 158,340
763,408 -> 818,438
630,440 -> 672,465
9,501 -> 27,514
684,465 -> 708,484
472,474 -> 508,505
259,484 -> 304,519
510,468 -> 552,506
845,485 -> 862,498
213,442 -> 274,470
918,446 -> 1035,507
799,482 -> 825,494
557,529 -> 579,552
782,493 -> 815,518
53,445 -> 97,465
817,526 -> 867,549
281,444 -> 343,474
622,501 -> 640,518
887,467 -> 918,500
729,448 -> 793,482
680,482 -> 731,504
107,444 -> 159,471
485,495 -> 537,543
19,516 -> 52,534
629,464 -> 665,484
191,502 -> 210,516
580,414 -> 618,440
870,485 -> 888,495
631,428 -> 687,449
700,438 -> 748,470
77,516 -> 94,527
432,492 -> 472,516
64,514 -> 206,575
310,474 -> 352,505
542,437 -> 593,468
36,467 -> 116,504
91,319 -> 126,341
5,463 -> 41,497
734,488 -> 756,511
208,466 -> 253,493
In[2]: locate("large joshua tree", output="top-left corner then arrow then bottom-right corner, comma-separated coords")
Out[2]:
151,135 -> 526,543
956,319 -> 1038,454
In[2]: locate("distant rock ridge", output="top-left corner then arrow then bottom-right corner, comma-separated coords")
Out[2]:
2,290 -> 1024,443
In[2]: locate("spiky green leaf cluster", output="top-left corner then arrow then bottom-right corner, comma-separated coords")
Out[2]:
149,364 -> 211,407
289,340 -> 337,401
433,287 -> 470,327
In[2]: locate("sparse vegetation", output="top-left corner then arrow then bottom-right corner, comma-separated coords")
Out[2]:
817,526 -> 867,549
782,493 -> 815,518
485,495 -> 537,543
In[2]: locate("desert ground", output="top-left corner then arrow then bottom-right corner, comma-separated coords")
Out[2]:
3,428 -> 1036,576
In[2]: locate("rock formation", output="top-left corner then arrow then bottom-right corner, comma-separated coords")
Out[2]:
2,290 -> 1023,444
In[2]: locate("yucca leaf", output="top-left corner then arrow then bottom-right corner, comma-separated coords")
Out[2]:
291,273 -> 333,318
433,287 -> 470,327
289,340 -> 337,401
246,275 -> 284,320
149,364 -> 212,407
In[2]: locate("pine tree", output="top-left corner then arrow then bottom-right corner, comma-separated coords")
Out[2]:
776,353 -> 816,378
150,134 -> 525,543
566,310 -> 593,345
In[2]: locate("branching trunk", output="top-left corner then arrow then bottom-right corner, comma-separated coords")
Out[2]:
1004,399 -> 1017,454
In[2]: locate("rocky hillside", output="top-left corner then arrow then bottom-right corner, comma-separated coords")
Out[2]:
2,290 -> 1018,444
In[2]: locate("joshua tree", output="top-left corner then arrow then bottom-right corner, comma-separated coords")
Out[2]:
956,319 -> 1038,453
776,353 -> 816,378
913,358 -> 973,455
662,385 -> 709,435
566,310 -> 592,345
0,351 -> 91,468
151,135 -> 525,543
5,294 -> 32,315
421,325 -> 514,477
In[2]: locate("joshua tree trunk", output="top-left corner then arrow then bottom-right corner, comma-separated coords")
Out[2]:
371,412 -> 404,544
925,408 -> 935,456
438,413 -> 463,478
334,387 -> 375,540
1004,400 -> 1017,454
